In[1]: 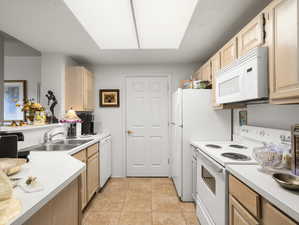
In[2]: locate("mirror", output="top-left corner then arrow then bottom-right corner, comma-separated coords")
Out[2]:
0,31 -> 41,122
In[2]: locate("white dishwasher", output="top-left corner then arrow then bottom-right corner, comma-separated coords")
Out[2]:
99,134 -> 112,188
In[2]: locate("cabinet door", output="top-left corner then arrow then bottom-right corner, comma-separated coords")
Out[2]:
262,200 -> 297,225
65,67 -> 84,111
267,0 -> 299,103
229,195 -> 260,225
52,180 -> 79,225
87,153 -> 99,201
194,68 -> 202,80
238,14 -> 265,57
221,37 -> 238,68
211,52 -> 224,109
72,150 -> 87,210
83,69 -> 95,111
201,61 -> 212,81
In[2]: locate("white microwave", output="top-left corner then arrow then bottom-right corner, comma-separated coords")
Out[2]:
216,47 -> 268,104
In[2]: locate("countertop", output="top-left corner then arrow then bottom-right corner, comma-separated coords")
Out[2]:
8,135 -> 101,225
227,164 -> 299,222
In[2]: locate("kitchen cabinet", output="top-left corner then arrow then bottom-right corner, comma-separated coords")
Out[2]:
73,150 -> 87,210
237,14 -> 265,57
194,68 -> 202,80
229,195 -> 260,225
24,179 -> 81,225
65,66 -> 95,111
87,144 -> 99,201
201,61 -> 212,82
262,200 -> 297,225
220,37 -> 238,68
229,175 -> 297,225
265,0 -> 299,104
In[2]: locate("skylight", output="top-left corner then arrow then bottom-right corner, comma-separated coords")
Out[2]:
63,0 -> 198,49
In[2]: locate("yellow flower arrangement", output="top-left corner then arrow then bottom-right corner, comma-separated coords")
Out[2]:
16,98 -> 45,122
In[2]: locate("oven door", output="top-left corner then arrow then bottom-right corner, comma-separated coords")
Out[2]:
196,150 -> 227,225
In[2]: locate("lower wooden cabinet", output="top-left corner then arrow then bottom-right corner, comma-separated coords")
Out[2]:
262,200 -> 297,225
87,152 -> 99,201
24,179 -> 80,225
229,195 -> 260,225
229,175 -> 297,225
73,149 -> 87,210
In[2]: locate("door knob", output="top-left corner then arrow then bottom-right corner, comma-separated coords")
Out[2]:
127,130 -> 133,134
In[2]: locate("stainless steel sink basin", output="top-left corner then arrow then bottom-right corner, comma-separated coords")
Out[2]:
53,139 -> 93,145
30,144 -> 78,151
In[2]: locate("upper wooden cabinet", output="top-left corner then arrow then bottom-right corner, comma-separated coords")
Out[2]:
201,61 -> 212,81
237,14 -> 265,57
265,0 -> 299,104
65,66 -> 95,111
220,37 -> 238,69
194,68 -> 202,80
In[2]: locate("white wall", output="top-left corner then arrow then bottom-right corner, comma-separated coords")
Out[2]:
93,63 -> 198,177
41,53 -> 78,119
4,56 -> 41,100
233,104 -> 299,136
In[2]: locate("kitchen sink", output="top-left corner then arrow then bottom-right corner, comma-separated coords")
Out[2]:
52,139 -> 93,145
30,144 -> 78,151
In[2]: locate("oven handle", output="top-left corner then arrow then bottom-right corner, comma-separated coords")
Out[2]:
196,149 -> 223,173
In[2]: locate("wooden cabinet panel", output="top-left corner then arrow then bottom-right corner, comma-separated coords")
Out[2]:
229,175 -> 261,219
65,67 -> 84,111
87,144 -> 99,158
194,68 -> 202,80
24,179 -> 80,225
52,180 -> 79,225
262,200 -> 297,225
267,0 -> 299,103
237,14 -> 265,57
87,153 -> 99,201
201,61 -> 212,81
65,66 -> 95,111
229,195 -> 260,225
72,150 -> 87,210
220,37 -> 238,68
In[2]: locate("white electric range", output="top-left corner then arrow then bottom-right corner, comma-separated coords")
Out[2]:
190,126 -> 291,225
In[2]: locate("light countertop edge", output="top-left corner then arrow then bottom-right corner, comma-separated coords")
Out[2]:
8,135 -> 101,225
0,124 -> 63,132
227,165 -> 299,223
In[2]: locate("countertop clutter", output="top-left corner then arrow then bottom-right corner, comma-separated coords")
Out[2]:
7,135 -> 100,225
227,164 -> 299,222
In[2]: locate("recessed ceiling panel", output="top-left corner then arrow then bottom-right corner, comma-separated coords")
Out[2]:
63,0 -> 138,49
133,0 -> 199,49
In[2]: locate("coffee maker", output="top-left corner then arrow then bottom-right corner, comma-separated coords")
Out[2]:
77,112 -> 95,135
0,132 -> 27,159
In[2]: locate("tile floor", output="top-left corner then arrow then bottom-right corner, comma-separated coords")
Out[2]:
83,178 -> 200,225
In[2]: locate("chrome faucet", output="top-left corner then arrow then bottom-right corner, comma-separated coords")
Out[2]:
44,128 -> 66,143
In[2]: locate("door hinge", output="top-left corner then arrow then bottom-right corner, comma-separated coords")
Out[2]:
168,158 -> 170,164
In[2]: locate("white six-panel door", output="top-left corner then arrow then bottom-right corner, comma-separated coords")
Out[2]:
126,77 -> 169,177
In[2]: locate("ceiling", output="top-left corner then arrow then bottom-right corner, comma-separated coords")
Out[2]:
0,0 -> 272,65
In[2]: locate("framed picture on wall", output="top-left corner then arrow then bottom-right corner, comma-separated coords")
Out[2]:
4,80 -> 27,121
99,89 -> 120,107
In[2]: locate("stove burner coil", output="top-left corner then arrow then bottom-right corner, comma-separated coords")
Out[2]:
221,152 -> 251,161
205,144 -> 222,149
229,144 -> 248,149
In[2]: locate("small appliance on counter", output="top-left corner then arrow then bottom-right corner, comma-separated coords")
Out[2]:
0,132 -> 25,158
77,112 -> 95,135
61,109 -> 82,138
291,125 -> 299,176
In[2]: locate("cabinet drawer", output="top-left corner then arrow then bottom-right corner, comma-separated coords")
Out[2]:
262,200 -> 297,225
87,144 -> 98,158
229,175 -> 261,219
72,149 -> 86,162
229,195 -> 260,225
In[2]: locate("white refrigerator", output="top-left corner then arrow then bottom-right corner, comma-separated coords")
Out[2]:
171,89 -> 231,201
